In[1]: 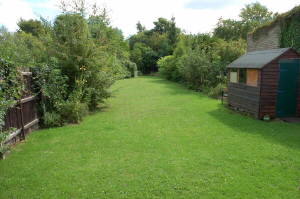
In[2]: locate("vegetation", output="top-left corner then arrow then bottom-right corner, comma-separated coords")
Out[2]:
1,77 -> 300,198
0,59 -> 22,154
150,2 -> 278,97
0,2 -> 135,132
129,17 -> 180,74
249,5 -> 300,53
157,32 -> 245,96
214,2 -> 277,41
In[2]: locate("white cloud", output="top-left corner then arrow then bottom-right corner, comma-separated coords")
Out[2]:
0,0 -> 299,36
90,0 -> 300,37
0,0 -> 36,31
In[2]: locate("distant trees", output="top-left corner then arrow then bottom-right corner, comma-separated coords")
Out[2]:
155,3 -> 275,97
214,2 -> 276,41
128,17 -> 180,74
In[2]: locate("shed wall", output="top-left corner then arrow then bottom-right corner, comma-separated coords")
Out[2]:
228,82 -> 261,118
259,49 -> 300,118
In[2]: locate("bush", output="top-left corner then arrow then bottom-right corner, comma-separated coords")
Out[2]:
181,50 -> 211,90
59,100 -> 88,124
157,55 -> 181,81
43,112 -> 63,128
205,83 -> 226,99
124,61 -> 137,78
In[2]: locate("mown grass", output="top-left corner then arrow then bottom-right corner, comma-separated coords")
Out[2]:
1,76 -> 300,199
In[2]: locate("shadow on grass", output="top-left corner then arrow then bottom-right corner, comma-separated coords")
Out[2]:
209,104 -> 300,151
143,76 -> 205,96
135,77 -> 300,150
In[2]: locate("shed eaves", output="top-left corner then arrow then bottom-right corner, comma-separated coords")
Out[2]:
227,48 -> 291,69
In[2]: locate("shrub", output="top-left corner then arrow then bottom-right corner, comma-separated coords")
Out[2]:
43,112 -> 63,128
157,55 -> 181,81
206,83 -> 226,99
181,50 -> 211,90
124,61 -> 137,78
59,100 -> 88,124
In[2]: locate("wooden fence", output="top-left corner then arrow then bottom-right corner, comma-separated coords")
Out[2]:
3,72 -> 39,144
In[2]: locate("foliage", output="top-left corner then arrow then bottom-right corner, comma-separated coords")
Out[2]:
214,19 -> 246,41
42,112 -> 63,128
180,49 -> 212,90
129,17 -> 180,74
0,2 -> 133,129
0,59 -> 21,155
18,19 -> 46,37
279,6 -> 300,52
0,129 -> 9,156
158,33 -> 245,93
205,83 -> 226,98
214,2 -> 276,41
32,61 -> 68,127
59,100 -> 88,124
124,61 -> 137,78
0,59 -> 22,131
250,5 -> 300,52
157,55 -> 181,81
240,2 -> 276,26
0,28 -> 46,67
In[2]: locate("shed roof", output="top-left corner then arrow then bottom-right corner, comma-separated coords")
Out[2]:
227,48 -> 291,69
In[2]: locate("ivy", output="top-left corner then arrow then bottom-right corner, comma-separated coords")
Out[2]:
280,7 -> 300,52
251,5 -> 300,53
0,59 -> 23,131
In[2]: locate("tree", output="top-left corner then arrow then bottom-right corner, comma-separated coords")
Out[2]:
214,18 -> 245,41
214,2 -> 275,41
17,19 -> 46,37
136,21 -> 146,33
240,2 -> 275,26
53,14 -> 92,89
129,17 -> 180,74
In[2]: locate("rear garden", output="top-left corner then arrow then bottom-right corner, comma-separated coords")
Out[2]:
1,76 -> 300,199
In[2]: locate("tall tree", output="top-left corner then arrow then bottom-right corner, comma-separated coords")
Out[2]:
136,21 -> 146,33
214,2 -> 276,41
240,2 -> 275,26
17,19 -> 46,37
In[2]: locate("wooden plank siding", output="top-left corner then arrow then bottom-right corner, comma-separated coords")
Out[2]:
228,82 -> 261,118
259,49 -> 300,118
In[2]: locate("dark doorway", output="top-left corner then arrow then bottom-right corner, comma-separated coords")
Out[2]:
276,59 -> 300,117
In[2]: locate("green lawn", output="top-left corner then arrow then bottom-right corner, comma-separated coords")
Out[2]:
1,76 -> 300,199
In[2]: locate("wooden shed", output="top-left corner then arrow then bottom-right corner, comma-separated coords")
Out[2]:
227,48 -> 300,119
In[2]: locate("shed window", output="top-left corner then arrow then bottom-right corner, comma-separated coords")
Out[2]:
246,69 -> 258,87
239,69 -> 246,83
230,69 -> 238,83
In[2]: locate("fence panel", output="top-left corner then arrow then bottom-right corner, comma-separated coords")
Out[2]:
3,72 -> 39,144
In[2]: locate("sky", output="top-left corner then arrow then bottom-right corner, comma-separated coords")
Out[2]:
0,0 -> 299,37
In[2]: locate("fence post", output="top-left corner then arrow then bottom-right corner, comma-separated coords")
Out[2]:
18,100 -> 25,140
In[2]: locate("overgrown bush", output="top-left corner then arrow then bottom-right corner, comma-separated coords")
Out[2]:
124,61 -> 137,78
158,55 -> 178,80
43,112 -> 63,128
0,59 -> 22,156
0,59 -> 22,131
205,83 -> 226,99
60,100 -> 88,124
181,50 -> 211,90
156,33 -> 245,97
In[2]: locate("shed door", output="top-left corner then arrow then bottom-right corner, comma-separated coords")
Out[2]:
276,59 -> 300,117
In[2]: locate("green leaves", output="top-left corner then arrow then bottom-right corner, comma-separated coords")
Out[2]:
214,2 -> 275,41
0,59 -> 22,131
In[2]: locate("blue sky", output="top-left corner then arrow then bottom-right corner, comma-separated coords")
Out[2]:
0,0 -> 299,36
